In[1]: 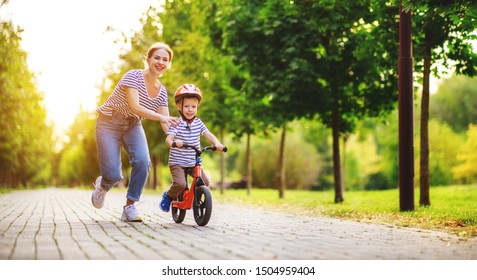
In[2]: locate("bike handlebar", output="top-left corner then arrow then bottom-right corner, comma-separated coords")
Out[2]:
172,143 -> 228,153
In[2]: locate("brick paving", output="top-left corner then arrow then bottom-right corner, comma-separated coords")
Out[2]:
0,188 -> 476,260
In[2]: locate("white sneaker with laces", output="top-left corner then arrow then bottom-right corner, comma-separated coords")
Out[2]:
121,204 -> 143,222
91,176 -> 108,209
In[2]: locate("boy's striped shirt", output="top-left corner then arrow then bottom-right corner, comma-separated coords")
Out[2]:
167,118 -> 208,167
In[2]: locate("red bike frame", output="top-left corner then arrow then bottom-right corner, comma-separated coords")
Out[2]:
171,164 -> 202,210
169,144 -> 227,226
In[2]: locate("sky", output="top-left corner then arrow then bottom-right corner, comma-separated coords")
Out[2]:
1,0 -> 158,136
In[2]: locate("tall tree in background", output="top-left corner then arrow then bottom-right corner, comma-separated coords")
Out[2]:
430,75 -> 477,132
0,2 -> 52,187
208,1 -> 267,195
216,0 -> 399,201
216,0 -> 326,198
58,109 -> 97,186
307,1 -> 399,202
409,1 -> 477,206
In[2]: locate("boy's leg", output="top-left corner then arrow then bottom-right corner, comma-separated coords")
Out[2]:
193,167 -> 210,187
160,165 -> 186,212
168,165 -> 188,199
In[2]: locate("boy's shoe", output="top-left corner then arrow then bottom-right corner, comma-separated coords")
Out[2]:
92,176 -> 108,209
121,204 -> 143,222
160,192 -> 172,212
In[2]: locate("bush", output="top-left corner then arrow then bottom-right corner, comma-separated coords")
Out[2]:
237,129 -> 321,190
364,172 -> 392,190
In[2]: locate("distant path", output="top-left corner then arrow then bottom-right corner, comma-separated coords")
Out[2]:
0,188 -> 475,260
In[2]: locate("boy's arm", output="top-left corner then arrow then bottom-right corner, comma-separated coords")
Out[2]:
165,134 -> 183,148
165,134 -> 174,148
203,131 -> 225,152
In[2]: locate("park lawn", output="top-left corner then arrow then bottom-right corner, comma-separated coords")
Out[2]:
210,185 -> 477,238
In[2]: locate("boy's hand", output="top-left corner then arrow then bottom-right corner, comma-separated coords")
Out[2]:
174,139 -> 184,148
214,143 -> 225,152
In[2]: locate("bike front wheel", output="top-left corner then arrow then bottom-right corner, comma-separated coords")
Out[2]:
193,185 -> 212,226
172,192 -> 186,223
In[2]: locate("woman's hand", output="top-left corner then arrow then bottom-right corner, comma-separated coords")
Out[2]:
161,115 -> 180,127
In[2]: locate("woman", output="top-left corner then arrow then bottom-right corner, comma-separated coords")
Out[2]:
92,42 -> 180,222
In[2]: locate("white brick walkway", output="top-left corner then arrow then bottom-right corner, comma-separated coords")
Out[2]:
1,188 -> 476,260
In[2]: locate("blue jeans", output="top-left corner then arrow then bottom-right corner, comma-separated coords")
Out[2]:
96,112 -> 150,202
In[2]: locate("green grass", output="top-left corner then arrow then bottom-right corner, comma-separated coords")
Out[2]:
210,185 -> 477,238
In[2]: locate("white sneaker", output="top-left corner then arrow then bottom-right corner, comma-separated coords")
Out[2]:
91,176 -> 108,209
121,204 -> 143,222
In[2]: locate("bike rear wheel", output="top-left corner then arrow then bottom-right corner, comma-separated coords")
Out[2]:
193,185 -> 212,226
172,192 -> 186,223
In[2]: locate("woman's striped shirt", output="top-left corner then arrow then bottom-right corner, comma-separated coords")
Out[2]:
167,118 -> 209,167
97,69 -> 168,120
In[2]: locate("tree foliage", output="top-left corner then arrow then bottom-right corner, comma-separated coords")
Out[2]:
0,11 -> 52,187
430,75 -> 477,133
57,109 -> 97,186
409,0 -> 477,206
237,127 -> 321,190
214,0 -> 400,201
453,124 -> 477,183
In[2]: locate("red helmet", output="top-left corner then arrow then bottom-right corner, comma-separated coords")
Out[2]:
174,84 -> 202,104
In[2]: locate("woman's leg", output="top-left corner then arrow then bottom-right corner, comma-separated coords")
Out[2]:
96,115 -> 124,190
121,122 -> 150,203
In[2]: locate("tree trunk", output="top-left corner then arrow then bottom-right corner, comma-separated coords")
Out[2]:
277,124 -> 287,199
332,106 -> 344,203
342,134 -> 349,189
398,4 -> 415,211
246,132 -> 253,195
151,155 -> 158,190
420,43 -> 431,206
220,128 -> 225,195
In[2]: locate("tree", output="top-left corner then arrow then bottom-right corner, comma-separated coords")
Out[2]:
249,126 -> 321,190
216,0 -> 399,202
452,124 -> 477,183
423,119 -> 463,186
0,5 -> 52,187
430,75 -> 477,133
215,0 -> 322,198
57,109 -> 97,186
407,0 -> 477,206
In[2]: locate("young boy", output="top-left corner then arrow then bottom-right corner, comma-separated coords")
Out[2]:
160,84 -> 225,212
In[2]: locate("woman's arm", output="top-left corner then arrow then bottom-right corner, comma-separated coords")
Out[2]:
157,105 -> 172,133
125,87 -> 179,129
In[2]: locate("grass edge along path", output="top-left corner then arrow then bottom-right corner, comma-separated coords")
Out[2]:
211,185 -> 477,238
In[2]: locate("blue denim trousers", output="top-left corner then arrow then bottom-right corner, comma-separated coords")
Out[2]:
96,112 -> 150,202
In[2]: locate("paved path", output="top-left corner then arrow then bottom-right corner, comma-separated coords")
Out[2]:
0,188 -> 476,260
